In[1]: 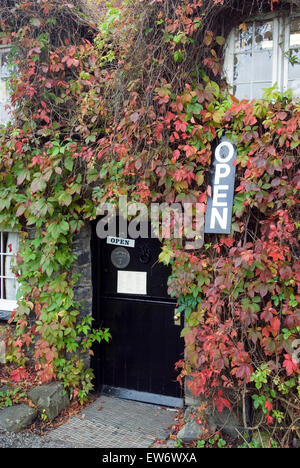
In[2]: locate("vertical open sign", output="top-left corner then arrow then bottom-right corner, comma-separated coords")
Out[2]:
204,138 -> 237,234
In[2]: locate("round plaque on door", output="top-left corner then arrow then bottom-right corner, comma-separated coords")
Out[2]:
111,247 -> 130,269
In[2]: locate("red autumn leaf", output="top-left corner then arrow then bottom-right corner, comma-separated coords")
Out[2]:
174,120 -> 187,132
187,372 -> 206,396
261,308 -> 274,323
241,250 -> 253,265
259,285 -> 268,298
15,141 -> 23,154
270,316 -> 280,335
213,390 -> 231,413
244,113 -> 257,126
264,398 -> 273,412
283,354 -> 299,376
266,414 -> 274,426
233,363 -> 253,381
183,144 -> 196,157
14,338 -> 23,348
213,243 -> 220,253
172,149 -> 180,160
23,334 -> 32,347
10,367 -> 29,383
220,237 -> 235,248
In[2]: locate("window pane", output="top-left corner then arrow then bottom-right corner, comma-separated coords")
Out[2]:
234,53 -> 252,83
255,21 -> 273,50
0,51 -> 11,78
288,18 -> 300,97
288,48 -> 300,80
4,278 -> 17,300
0,104 -> 10,126
0,79 -> 8,104
290,18 -> 300,47
0,50 -> 12,126
0,79 -> 10,125
252,50 -> 273,81
235,24 -> 253,52
0,232 -> 19,302
6,232 -> 18,255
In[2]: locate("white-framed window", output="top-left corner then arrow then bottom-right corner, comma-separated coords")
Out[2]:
0,231 -> 19,320
0,45 -> 12,126
224,12 -> 300,100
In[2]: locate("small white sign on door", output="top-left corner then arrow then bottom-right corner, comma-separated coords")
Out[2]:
107,236 -> 135,248
117,271 -> 147,295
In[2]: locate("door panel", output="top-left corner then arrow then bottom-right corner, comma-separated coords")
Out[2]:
98,298 -> 182,396
99,234 -> 171,300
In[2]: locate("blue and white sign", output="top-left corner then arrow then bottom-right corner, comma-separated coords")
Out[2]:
204,138 -> 237,234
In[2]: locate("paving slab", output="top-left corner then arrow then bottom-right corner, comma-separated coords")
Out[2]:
46,395 -> 177,448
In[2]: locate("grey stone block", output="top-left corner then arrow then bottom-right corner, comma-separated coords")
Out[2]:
177,420 -> 205,442
28,382 -> 69,421
184,406 -> 207,423
183,400 -> 244,440
0,404 -> 37,432
207,407 -> 244,439
77,252 -> 90,266
181,406 -> 217,441
0,310 -> 11,321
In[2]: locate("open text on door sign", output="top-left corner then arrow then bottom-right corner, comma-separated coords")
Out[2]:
107,236 -> 135,248
205,138 -> 237,234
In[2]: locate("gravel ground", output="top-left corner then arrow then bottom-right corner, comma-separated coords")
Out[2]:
0,429 -> 78,448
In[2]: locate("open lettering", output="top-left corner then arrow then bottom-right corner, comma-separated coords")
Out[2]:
205,139 -> 237,234
106,236 -> 135,248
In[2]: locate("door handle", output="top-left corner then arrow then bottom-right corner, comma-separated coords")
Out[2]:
174,309 -> 181,326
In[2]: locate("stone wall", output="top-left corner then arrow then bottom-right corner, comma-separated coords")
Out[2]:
71,223 -> 93,368
72,223 -> 93,320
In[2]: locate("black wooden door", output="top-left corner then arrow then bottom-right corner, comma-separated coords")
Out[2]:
91,221 -> 184,407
